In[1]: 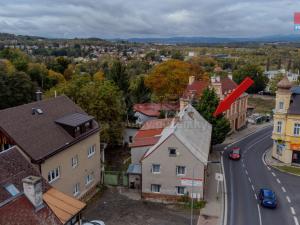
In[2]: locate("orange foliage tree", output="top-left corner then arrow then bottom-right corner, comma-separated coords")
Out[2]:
145,59 -> 207,101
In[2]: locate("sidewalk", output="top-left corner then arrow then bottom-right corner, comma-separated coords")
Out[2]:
197,151 -> 221,225
264,148 -> 288,167
222,122 -> 272,145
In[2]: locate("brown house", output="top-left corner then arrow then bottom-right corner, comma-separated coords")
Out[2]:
0,96 -> 101,200
0,146 -> 86,225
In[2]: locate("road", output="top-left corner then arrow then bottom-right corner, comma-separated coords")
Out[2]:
221,126 -> 300,225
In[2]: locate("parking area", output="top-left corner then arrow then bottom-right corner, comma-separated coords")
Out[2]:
82,187 -> 194,225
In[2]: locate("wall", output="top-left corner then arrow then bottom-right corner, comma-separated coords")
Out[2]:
142,134 -> 205,201
41,133 -> 101,199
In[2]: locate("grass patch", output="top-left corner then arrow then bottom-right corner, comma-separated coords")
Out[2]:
274,165 -> 300,176
248,96 -> 275,114
178,195 -> 206,210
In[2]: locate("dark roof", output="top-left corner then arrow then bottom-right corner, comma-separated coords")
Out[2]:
288,92 -> 300,115
55,113 -> 94,127
133,103 -> 179,117
0,96 -> 99,162
0,146 -> 61,225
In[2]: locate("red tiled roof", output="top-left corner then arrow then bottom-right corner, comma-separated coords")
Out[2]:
130,118 -> 172,148
220,77 -> 237,95
133,103 -> 179,117
0,195 -> 61,225
182,80 -> 209,99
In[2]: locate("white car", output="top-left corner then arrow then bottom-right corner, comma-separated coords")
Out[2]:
83,220 -> 105,225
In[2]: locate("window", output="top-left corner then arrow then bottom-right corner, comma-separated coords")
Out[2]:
176,186 -> 185,195
151,184 -> 161,193
88,145 -> 96,158
5,184 -> 20,196
276,121 -> 282,133
85,172 -> 94,185
169,148 -> 177,157
152,164 -> 160,174
294,123 -> 300,136
73,183 -> 80,196
279,101 -> 284,110
71,155 -> 78,168
48,167 -> 60,183
176,166 -> 186,176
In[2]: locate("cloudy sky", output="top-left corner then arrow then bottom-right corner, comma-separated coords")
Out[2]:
0,0 -> 299,38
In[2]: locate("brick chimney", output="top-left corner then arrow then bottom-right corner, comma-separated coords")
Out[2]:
189,76 -> 195,85
22,176 -> 44,210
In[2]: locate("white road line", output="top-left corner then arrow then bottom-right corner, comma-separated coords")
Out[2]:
277,178 -> 281,184
257,204 -> 263,225
291,207 -> 296,215
282,187 -> 287,193
267,166 -> 271,171
247,134 -> 271,150
242,163 -> 245,168
248,177 -> 252,183
254,194 -> 258,200
245,170 -> 248,175
287,196 -> 291,203
272,172 -> 276,177
262,153 -> 267,166
294,216 -> 299,225
251,185 -> 255,191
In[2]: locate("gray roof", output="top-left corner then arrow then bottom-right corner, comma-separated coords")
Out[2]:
0,96 -> 99,162
291,86 -> 300,95
55,113 -> 94,127
127,164 -> 141,174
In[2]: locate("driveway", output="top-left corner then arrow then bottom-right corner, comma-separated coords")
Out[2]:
82,187 -> 193,225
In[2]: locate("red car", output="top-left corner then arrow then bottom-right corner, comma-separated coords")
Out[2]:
229,147 -> 241,160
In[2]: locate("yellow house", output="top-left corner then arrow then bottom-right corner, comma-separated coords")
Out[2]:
272,76 -> 300,164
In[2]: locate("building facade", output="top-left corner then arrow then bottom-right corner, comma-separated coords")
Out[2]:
272,77 -> 300,164
0,96 -> 101,200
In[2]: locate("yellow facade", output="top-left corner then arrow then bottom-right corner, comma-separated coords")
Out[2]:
272,85 -> 300,164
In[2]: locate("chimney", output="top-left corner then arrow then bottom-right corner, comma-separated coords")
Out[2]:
189,76 -> 195,85
22,176 -> 44,210
180,98 -> 189,111
36,90 -> 42,101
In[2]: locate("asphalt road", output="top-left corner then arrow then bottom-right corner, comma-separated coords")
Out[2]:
221,126 -> 300,225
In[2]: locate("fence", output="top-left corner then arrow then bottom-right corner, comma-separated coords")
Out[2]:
104,171 -> 128,186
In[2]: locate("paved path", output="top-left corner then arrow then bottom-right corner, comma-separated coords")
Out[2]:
222,126 -> 300,225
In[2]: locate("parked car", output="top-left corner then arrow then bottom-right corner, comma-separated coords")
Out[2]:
229,147 -> 241,160
83,220 -> 105,225
259,188 -> 277,208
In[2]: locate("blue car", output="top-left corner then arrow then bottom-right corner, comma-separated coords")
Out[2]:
259,188 -> 277,208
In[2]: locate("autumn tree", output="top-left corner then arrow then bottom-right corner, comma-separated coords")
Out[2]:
145,59 -> 207,101
0,48 -> 29,71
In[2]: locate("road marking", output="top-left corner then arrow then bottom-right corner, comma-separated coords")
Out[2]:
248,177 -> 252,183
267,166 -> 271,171
257,204 -> 263,225
247,134 -> 271,150
245,170 -> 248,175
287,196 -> 291,203
262,153 -> 267,166
254,194 -> 258,200
291,207 -> 296,215
276,178 -> 281,184
242,163 -> 245,168
220,155 -> 228,225
251,185 -> 255,191
272,172 -> 276,177
294,216 -> 299,225
282,186 -> 286,193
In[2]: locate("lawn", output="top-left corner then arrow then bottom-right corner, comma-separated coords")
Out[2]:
275,165 -> 300,176
248,96 -> 275,114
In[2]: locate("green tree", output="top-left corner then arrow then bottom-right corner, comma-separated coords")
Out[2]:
47,75 -> 125,144
0,48 -> 29,71
171,50 -> 184,60
233,64 -> 268,93
194,88 -> 231,145
269,73 -> 284,95
129,75 -> 151,104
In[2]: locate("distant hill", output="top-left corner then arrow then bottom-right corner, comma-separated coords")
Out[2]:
125,35 -> 300,44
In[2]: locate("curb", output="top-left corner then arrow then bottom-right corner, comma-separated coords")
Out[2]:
219,152 -> 227,225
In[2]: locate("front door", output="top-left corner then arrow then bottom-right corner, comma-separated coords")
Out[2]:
292,151 -> 300,164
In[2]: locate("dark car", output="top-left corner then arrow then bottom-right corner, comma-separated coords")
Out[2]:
259,188 -> 277,208
229,147 -> 241,160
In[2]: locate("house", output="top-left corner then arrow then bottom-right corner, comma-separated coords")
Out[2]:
133,103 -> 179,125
128,104 -> 212,202
0,96 -> 101,200
182,75 -> 248,132
0,146 -> 86,225
272,77 -> 300,164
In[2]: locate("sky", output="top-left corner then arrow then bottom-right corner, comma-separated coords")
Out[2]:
0,0 -> 299,39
